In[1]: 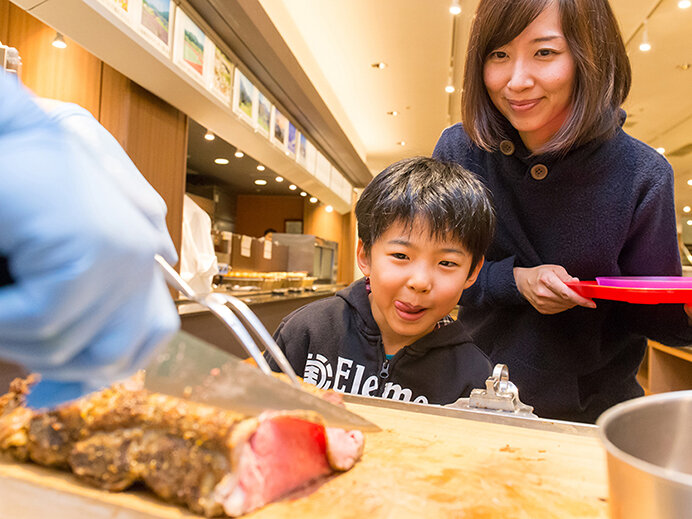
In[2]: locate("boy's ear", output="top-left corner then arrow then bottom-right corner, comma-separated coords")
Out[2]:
356,239 -> 371,276
463,257 -> 484,289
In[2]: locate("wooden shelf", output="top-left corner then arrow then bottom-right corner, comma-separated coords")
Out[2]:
643,340 -> 692,394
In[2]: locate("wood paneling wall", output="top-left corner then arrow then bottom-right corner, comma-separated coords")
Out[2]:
304,202 -> 354,285
235,195 -> 305,237
7,4 -> 101,117
2,7 -> 186,257
0,0 -> 9,43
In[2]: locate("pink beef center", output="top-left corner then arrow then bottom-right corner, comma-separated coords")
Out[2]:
240,416 -> 331,505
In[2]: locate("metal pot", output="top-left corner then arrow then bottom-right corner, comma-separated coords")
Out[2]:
597,390 -> 692,518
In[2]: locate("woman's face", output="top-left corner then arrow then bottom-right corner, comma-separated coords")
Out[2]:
483,2 -> 575,152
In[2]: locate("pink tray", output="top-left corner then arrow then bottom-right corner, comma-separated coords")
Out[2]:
566,280 -> 692,304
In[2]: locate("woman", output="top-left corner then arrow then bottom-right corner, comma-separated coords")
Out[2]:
433,0 -> 692,422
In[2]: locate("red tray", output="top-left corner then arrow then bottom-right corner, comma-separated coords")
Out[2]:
566,280 -> 692,304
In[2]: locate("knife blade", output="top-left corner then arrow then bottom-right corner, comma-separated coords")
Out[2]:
144,331 -> 381,432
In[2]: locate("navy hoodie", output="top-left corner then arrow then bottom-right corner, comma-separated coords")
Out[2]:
267,278 -> 492,405
433,117 -> 692,422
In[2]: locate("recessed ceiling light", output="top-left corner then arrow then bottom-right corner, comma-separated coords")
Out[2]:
684,206 -> 691,213
687,179 -> 692,186
687,219 -> 692,226
300,191 -> 307,197
275,176 -> 284,182
257,164 -> 265,171
656,147 -> 665,154
254,179 -> 267,186
309,196 -> 318,204
325,205 -> 334,213
214,158 -> 229,165
449,1 -> 461,15
445,84 -> 455,93
204,129 -> 215,141
234,150 -> 244,158
387,111 -> 399,116
289,184 -> 297,191
398,141 -> 406,146
52,32 -> 67,49
371,62 -> 387,69
679,0 -> 691,8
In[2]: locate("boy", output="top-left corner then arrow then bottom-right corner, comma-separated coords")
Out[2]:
266,157 -> 495,405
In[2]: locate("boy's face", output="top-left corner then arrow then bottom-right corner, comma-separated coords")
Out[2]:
357,218 -> 482,350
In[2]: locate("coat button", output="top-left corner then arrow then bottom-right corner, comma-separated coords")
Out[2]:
530,164 -> 548,180
499,140 -> 515,155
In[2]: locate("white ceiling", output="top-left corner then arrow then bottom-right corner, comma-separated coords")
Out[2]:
259,0 -> 692,225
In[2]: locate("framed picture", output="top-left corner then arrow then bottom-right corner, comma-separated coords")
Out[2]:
285,220 -> 303,234
314,151 -> 332,186
255,91 -> 271,137
303,137 -> 317,175
286,123 -> 298,158
297,133 -> 308,166
209,45 -> 233,105
99,0 -> 134,24
138,0 -> 173,56
271,106 -> 289,149
173,8 -> 206,83
232,68 -> 257,126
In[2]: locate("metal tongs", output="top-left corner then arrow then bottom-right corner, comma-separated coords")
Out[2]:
155,254 -> 301,387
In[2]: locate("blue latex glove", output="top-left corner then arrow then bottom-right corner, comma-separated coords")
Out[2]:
0,73 -> 180,407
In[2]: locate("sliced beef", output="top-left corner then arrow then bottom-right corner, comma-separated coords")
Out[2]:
0,377 -> 365,517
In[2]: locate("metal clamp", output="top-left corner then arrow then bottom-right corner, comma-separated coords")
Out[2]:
468,364 -> 534,416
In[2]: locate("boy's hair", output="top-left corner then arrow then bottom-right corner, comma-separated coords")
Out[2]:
462,0 -> 631,156
355,157 -> 495,274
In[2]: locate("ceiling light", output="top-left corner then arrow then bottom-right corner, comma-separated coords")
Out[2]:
289,184 -> 297,191
387,111 -> 399,116
214,158 -> 229,165
257,164 -> 265,171
656,147 -> 665,154
684,206 -> 691,213
445,84 -> 455,93
52,32 -> 67,49
275,176 -> 284,182
687,179 -> 692,186
300,191 -> 307,197
371,62 -> 387,69
679,0 -> 691,8
639,20 -> 651,52
398,141 -> 406,146
234,150 -> 244,158
325,205 -> 334,213
309,196 -> 318,204
254,179 -> 267,186
449,1 -> 461,15
204,129 -> 215,141
687,220 -> 692,226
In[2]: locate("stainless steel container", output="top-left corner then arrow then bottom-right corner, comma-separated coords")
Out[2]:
597,390 -> 692,518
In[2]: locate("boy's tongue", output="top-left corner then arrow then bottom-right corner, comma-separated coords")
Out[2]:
394,301 -> 425,320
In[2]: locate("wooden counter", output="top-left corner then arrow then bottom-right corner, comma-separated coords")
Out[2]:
0,400 -> 609,518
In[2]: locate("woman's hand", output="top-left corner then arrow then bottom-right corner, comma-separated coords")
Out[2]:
514,265 -> 597,314
684,305 -> 692,325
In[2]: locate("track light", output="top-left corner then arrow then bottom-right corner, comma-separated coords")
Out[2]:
52,32 -> 67,49
639,20 -> 651,52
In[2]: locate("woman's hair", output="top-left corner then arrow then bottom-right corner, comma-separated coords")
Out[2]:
462,0 -> 631,155
355,157 -> 495,274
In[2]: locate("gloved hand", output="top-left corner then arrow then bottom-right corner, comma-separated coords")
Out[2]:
0,74 -> 180,407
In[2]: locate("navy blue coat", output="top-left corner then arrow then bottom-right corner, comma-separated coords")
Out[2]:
433,118 -> 692,422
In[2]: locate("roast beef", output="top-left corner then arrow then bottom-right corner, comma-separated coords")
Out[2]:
0,375 -> 365,516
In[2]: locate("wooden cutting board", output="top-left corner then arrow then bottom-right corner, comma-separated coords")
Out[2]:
0,402 -> 610,519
